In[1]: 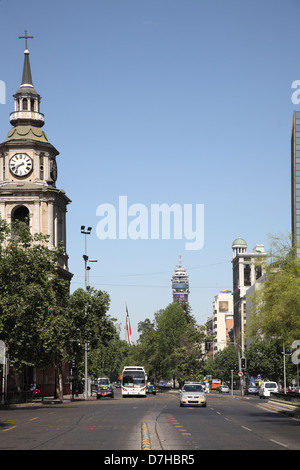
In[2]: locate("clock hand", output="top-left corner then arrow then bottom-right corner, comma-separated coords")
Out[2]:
16,162 -> 25,169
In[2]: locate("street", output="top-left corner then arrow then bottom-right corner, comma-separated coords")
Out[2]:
0,389 -> 300,451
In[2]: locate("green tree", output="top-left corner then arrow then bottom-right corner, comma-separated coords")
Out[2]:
0,218 -> 70,396
204,345 -> 239,383
154,303 -> 189,385
248,235 -> 300,344
67,287 -> 115,383
131,303 -> 212,386
245,339 -> 283,382
129,319 -> 162,383
173,322 -> 208,386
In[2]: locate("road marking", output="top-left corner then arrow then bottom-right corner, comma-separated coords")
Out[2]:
241,426 -> 252,432
141,422 -> 151,450
269,439 -> 289,449
2,426 -> 16,432
29,417 -> 39,421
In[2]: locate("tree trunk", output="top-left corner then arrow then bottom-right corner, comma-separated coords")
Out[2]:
54,363 -> 63,401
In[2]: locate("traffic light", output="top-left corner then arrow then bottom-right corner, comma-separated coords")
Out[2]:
241,357 -> 246,370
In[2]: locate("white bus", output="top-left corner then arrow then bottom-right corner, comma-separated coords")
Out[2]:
121,366 -> 147,397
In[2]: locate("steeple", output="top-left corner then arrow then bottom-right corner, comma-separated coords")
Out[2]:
21,49 -> 33,87
10,47 -> 44,128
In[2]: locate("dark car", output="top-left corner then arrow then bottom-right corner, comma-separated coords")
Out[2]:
97,385 -> 114,399
246,385 -> 258,396
146,385 -> 156,395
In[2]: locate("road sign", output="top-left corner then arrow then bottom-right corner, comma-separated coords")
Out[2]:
0,341 -> 5,365
238,371 -> 244,377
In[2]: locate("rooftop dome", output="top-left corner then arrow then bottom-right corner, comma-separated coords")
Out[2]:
232,237 -> 247,247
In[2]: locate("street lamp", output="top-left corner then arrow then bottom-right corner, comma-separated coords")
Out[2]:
86,259 -> 98,290
80,225 -> 95,399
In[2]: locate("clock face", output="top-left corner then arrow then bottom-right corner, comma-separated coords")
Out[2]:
10,153 -> 33,177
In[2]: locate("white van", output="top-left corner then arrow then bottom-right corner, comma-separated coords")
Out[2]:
259,381 -> 278,398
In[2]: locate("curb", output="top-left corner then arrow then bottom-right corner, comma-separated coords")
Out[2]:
141,422 -> 151,450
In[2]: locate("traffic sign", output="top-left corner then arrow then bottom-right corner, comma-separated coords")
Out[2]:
238,371 -> 244,377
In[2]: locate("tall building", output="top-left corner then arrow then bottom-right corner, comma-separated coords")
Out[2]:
291,111 -> 300,257
0,42 -> 72,281
171,255 -> 190,303
0,36 -> 72,395
231,238 -> 266,351
205,290 -> 233,357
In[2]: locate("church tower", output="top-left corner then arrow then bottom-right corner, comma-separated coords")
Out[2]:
0,34 -> 72,281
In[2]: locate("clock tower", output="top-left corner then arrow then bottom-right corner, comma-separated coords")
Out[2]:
0,41 -> 72,281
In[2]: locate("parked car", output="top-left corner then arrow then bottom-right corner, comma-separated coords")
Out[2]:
146,385 -> 156,395
97,385 -> 114,399
259,381 -> 278,398
218,385 -> 229,393
179,383 -> 206,407
246,385 -> 258,396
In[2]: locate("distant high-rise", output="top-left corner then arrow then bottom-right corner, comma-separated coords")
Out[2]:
171,256 -> 190,303
291,111 -> 300,257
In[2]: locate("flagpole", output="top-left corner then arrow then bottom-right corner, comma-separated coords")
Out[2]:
125,302 -> 127,342
125,302 -> 132,346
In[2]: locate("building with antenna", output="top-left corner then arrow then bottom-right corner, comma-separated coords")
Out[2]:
171,256 -> 190,303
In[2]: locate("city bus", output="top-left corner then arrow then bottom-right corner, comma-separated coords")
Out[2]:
121,366 -> 147,397
210,378 -> 222,390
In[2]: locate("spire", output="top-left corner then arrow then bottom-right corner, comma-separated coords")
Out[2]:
10,41 -> 44,128
178,254 -> 182,268
21,50 -> 33,87
18,30 -> 35,89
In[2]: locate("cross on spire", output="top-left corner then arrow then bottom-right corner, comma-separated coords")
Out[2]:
18,30 -> 34,50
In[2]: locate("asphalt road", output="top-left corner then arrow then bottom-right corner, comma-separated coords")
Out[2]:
0,389 -> 299,451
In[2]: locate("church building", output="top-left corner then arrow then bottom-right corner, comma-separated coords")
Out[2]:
0,35 -> 72,282
0,33 -> 72,397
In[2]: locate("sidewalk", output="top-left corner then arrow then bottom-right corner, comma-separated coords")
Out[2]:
263,397 -> 300,419
1,393 -> 94,407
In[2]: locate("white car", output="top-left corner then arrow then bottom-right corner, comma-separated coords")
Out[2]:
218,385 -> 229,393
179,384 -> 206,407
259,381 -> 278,398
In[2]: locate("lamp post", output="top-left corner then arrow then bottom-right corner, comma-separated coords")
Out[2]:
80,226 -> 97,399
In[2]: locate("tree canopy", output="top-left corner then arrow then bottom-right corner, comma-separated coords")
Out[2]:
0,218 -> 70,373
247,235 -> 300,345
127,302 -> 213,385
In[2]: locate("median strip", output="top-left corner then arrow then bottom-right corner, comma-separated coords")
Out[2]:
141,422 -> 151,450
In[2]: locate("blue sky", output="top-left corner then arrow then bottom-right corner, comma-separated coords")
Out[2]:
0,0 -> 298,341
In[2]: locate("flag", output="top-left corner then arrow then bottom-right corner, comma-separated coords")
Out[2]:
126,304 -> 132,346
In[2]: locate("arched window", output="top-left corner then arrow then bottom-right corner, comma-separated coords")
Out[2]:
22,98 -> 28,110
12,206 -> 30,224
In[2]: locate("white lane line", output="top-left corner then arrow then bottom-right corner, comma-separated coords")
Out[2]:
241,426 -> 252,432
269,439 -> 289,449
